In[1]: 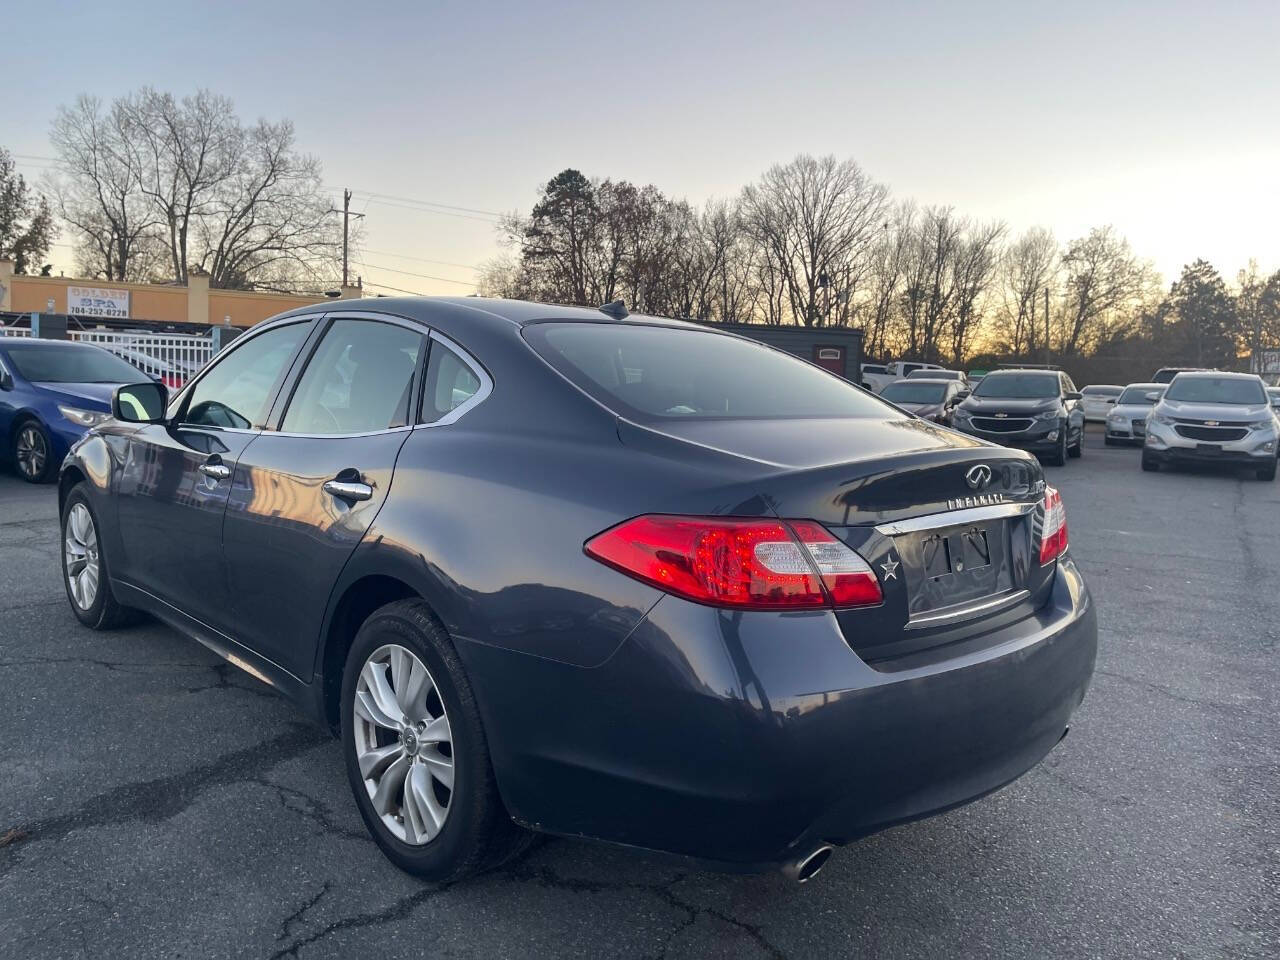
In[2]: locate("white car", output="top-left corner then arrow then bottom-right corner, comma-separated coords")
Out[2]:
1143,372 -> 1277,480
1080,384 -> 1123,422
859,363 -> 896,394
1104,383 -> 1164,445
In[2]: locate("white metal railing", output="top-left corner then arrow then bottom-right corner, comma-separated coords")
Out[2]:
0,326 -> 32,337
69,331 -> 215,386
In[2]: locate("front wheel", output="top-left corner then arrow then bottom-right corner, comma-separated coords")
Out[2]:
1068,425 -> 1083,458
1258,462 -> 1277,482
61,484 -> 138,628
340,599 -> 532,882
1141,452 -> 1160,472
1046,429 -> 1068,466
13,420 -> 55,483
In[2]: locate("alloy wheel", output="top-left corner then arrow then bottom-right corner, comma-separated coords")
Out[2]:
352,643 -> 454,845
16,425 -> 47,480
64,503 -> 100,610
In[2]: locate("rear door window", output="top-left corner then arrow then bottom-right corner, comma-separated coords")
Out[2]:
525,322 -> 895,421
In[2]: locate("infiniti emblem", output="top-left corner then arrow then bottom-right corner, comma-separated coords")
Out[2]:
965,464 -> 993,490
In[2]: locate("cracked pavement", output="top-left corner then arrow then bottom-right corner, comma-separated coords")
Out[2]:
1,429 -> 1277,958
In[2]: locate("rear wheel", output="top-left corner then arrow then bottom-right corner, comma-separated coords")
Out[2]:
13,419 -> 55,483
340,599 -> 532,882
61,485 -> 138,628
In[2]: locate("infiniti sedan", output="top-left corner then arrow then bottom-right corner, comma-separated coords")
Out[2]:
59,298 -> 1096,883
0,338 -> 146,482
1143,371 -> 1277,480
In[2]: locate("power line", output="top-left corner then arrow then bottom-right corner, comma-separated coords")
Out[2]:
354,261 -> 476,287
362,280 -> 428,297
361,249 -> 481,272
360,197 -> 501,225
344,188 -> 505,219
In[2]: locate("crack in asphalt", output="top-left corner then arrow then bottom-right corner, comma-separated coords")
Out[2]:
1094,667 -> 1250,716
0,723 -> 328,879
268,883 -> 447,959
276,881 -> 333,945
249,778 -> 372,844
504,864 -> 788,960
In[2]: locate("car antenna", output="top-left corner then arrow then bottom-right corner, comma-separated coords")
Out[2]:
599,299 -> 629,320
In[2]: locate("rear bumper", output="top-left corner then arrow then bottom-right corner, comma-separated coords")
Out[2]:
461,558 -> 1096,870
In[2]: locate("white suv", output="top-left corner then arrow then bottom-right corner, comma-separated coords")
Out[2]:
1143,372 -> 1278,480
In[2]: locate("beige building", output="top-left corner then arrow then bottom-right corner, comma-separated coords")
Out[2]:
0,259 -> 362,328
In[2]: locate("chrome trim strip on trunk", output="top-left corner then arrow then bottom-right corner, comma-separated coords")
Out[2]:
874,500 -> 1037,537
904,588 -> 1032,631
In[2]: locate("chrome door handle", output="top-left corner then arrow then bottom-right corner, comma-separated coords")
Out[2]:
323,479 -> 373,502
199,463 -> 231,480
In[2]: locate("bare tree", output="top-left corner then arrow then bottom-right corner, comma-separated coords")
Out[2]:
995,227 -> 1057,355
740,155 -> 888,326
948,220 -> 1006,364
48,96 -> 160,281
1236,259 -> 1280,363
50,87 -> 341,290
1058,226 -> 1150,354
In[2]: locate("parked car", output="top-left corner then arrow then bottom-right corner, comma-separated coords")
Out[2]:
859,362 -> 896,394
1103,383 -> 1164,445
951,368 -> 1086,466
905,368 -> 968,386
1151,366 -> 1210,384
0,338 -> 146,482
879,378 -> 968,425
1267,386 -> 1280,411
58,298 -> 1096,884
1143,371 -> 1277,480
1079,384 -> 1123,422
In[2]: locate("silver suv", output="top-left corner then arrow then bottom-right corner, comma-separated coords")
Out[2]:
1143,372 -> 1278,480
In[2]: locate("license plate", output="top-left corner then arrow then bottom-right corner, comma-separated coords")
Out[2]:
1196,443 -> 1221,454
903,521 -> 1011,616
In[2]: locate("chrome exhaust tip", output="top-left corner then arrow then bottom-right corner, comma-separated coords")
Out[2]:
782,843 -> 834,883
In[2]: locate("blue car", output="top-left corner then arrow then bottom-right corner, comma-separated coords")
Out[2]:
0,338 -> 147,483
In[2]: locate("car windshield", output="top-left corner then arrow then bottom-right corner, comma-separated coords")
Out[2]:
972,373 -> 1058,399
1164,376 -> 1267,405
6,344 -> 143,383
881,382 -> 948,404
1117,386 -> 1163,405
525,322 -> 896,420
1082,386 -> 1121,397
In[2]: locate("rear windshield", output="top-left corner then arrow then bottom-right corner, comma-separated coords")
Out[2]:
1117,386 -> 1163,405
972,373 -> 1058,399
525,322 -> 895,421
881,381 -> 948,404
5,344 -> 143,383
1164,376 -> 1267,405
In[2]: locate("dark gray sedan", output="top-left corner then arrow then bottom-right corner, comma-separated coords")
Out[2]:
58,297 -> 1096,883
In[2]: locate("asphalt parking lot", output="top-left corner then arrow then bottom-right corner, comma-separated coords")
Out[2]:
1,427 -> 1277,960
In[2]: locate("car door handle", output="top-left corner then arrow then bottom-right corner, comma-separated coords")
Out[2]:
323,479 -> 373,502
199,462 -> 231,480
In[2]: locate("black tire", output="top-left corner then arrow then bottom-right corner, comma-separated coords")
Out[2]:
1258,462 -> 1277,482
1068,425 -> 1083,458
1046,428 -> 1068,466
60,483 -> 139,629
12,418 -> 55,483
1104,436 -> 1116,447
1141,452 -> 1160,472
340,599 -> 533,882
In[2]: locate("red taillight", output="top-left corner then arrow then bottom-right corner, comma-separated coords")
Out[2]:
584,515 -> 882,610
1038,486 -> 1068,565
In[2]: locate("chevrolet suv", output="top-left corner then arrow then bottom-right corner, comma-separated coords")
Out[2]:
952,368 -> 1085,466
1142,371 -> 1278,480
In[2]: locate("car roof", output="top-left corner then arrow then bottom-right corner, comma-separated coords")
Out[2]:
1121,382 -> 1164,391
891,377 -> 953,385
0,337 -> 105,351
983,368 -> 1058,375
1169,370 -> 1258,381
1082,384 -> 1122,391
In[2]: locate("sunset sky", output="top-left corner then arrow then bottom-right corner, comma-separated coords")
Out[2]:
7,0 -> 1278,294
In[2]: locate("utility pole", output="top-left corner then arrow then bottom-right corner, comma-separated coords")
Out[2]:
1044,286 -> 1051,366
340,189 -> 365,288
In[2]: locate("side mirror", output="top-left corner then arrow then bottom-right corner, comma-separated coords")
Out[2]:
112,382 -> 168,424
1065,391 -> 1083,401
